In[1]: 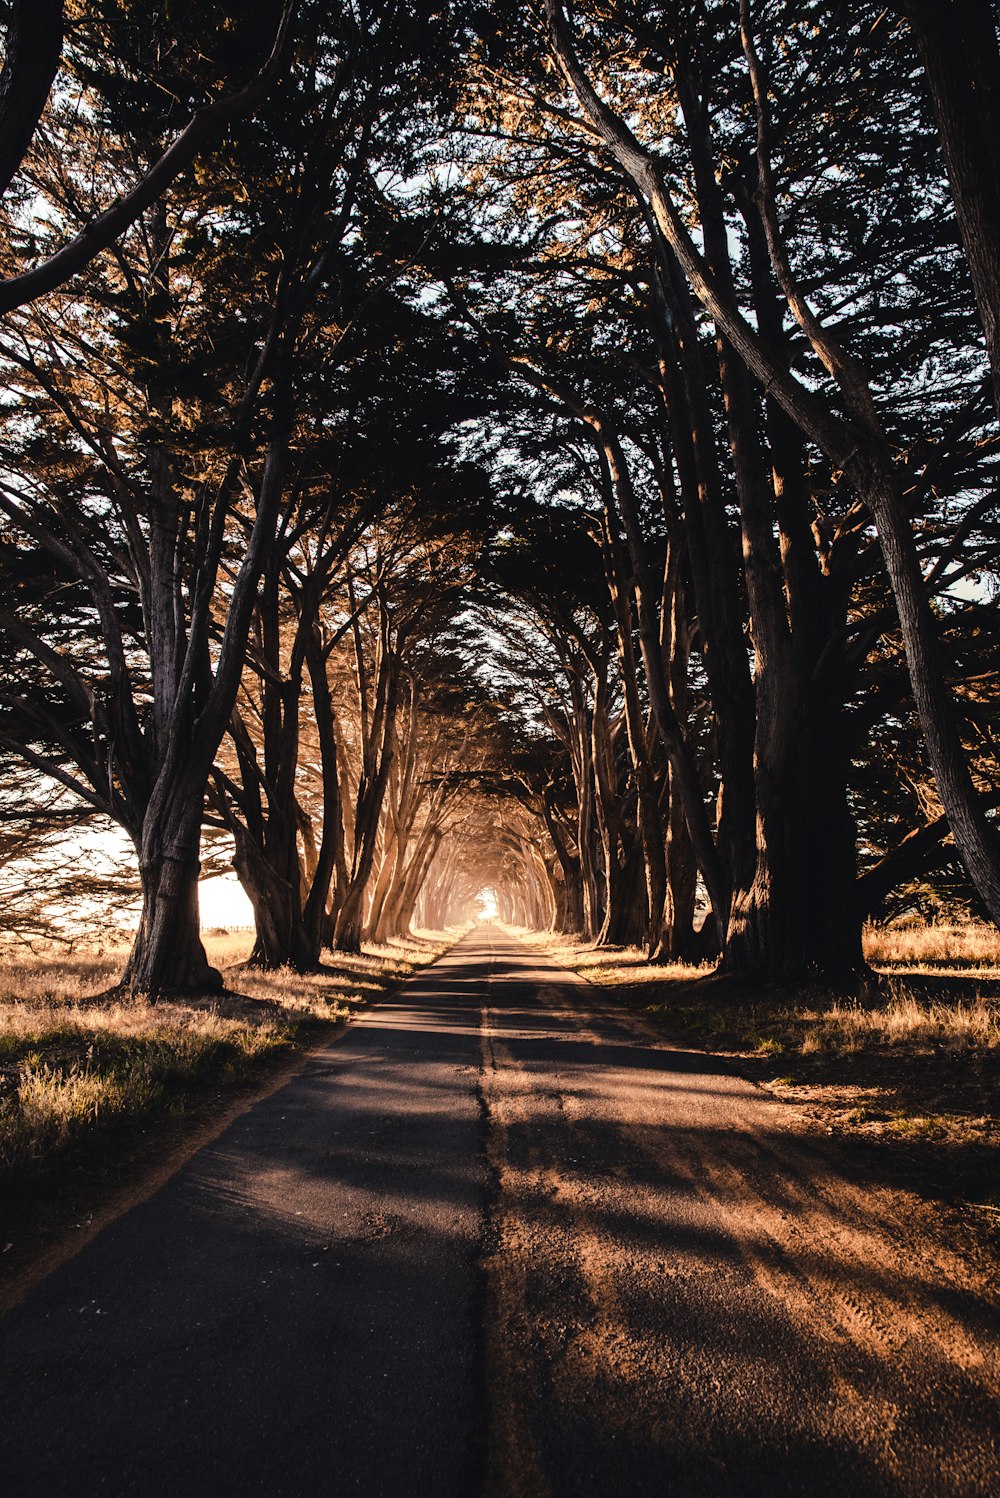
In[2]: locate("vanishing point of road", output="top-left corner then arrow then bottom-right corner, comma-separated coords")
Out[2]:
2,927 -> 999,1496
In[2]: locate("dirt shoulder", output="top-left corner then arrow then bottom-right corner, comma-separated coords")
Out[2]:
482,928 -> 1000,1497
527,932 -> 1000,1238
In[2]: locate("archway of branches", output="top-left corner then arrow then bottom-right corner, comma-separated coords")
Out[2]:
1,2 -> 998,994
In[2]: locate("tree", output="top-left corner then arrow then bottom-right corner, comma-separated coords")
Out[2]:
0,0 -> 294,312
0,2 -> 472,991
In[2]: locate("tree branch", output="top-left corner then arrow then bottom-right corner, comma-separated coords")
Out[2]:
0,0 -> 295,313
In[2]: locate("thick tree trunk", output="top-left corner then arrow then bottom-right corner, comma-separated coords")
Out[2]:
665,770 -> 701,961
724,712 -> 862,977
122,805 -> 221,996
600,839 -> 647,947
232,827 -> 315,971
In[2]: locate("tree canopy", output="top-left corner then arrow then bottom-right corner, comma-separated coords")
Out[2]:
0,0 -> 998,990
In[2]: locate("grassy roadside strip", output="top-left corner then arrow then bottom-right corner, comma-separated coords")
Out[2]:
0,927 -> 462,1283
522,926 -> 1000,1213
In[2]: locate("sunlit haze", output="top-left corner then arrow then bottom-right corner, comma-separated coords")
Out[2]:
199,873 -> 254,930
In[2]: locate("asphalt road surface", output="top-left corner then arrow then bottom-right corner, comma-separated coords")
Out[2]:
2,927 -> 999,1496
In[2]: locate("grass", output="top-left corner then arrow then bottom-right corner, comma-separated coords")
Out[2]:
864,919 -> 1000,970
800,989 -> 1000,1054
534,922 -> 1000,1058
0,928 -> 454,1192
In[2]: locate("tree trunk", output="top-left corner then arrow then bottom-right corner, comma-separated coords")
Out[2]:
541,795 -> 585,934
573,711 -> 602,940
651,255 -> 757,911
121,804 -> 221,997
600,510 -> 670,957
665,766 -> 701,961
301,647 -> 345,960
902,0 -> 1000,420
332,610 -> 400,952
232,826 -> 315,971
384,827 -> 442,939
866,472 -> 1000,922
0,0 -> 64,201
333,732 -> 397,953
724,711 -> 862,977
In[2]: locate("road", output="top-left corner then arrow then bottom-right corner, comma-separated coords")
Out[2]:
2,927 -> 999,1496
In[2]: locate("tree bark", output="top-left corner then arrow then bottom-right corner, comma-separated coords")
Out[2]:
899,0 -> 1000,419
121,800 -> 221,996
302,625 -> 347,958
333,605 -> 401,953
600,505 -> 670,956
0,0 -> 63,200
543,0 -> 1000,932
233,824 -> 315,971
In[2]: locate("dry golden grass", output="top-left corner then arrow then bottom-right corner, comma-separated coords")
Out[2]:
535,920 -> 1000,981
0,995 -> 288,1178
533,922 -> 1000,1064
864,920 -> 1000,971
528,930 -> 711,988
801,990 -> 1000,1054
0,929 -> 452,1183
528,922 -> 1000,1163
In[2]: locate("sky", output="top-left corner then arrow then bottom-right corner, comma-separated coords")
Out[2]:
199,871 -> 255,929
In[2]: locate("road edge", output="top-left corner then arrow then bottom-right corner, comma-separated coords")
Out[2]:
0,929 -> 468,1317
